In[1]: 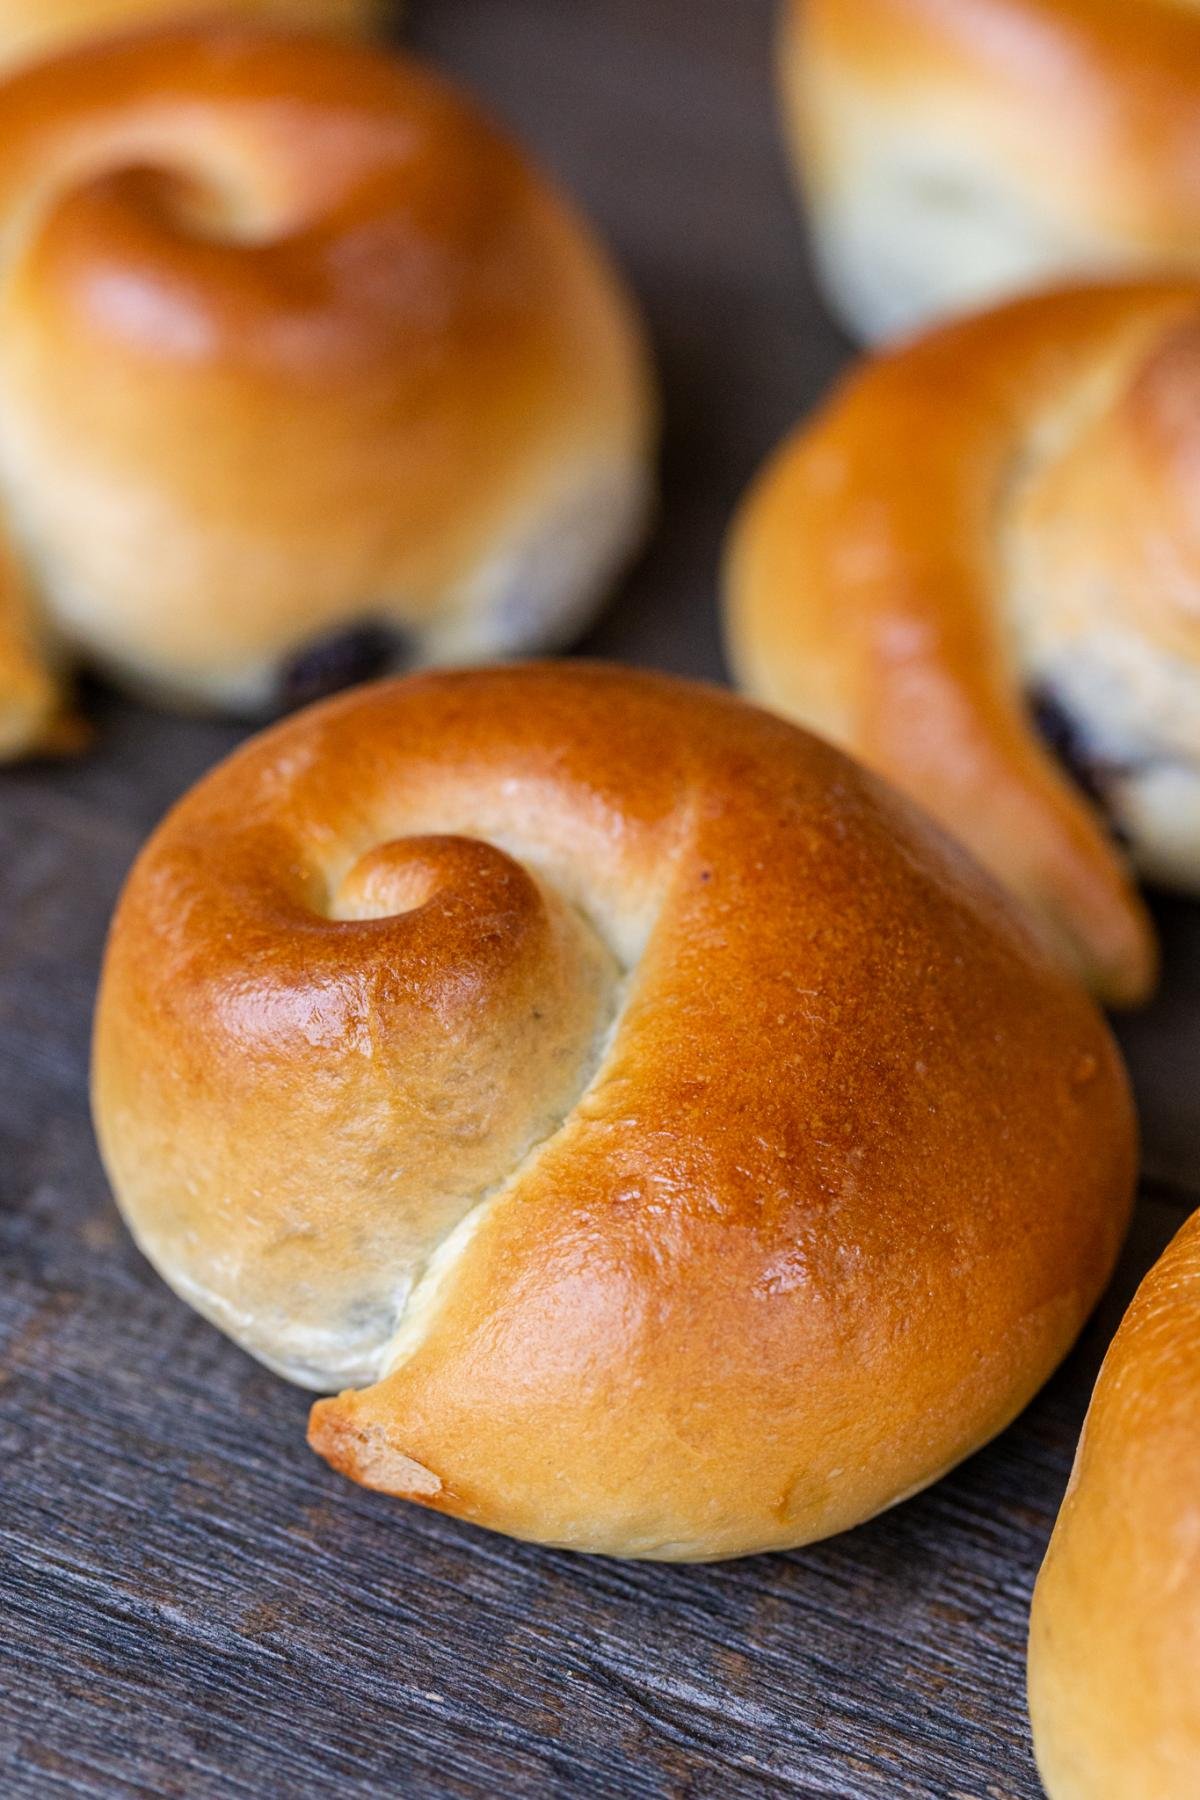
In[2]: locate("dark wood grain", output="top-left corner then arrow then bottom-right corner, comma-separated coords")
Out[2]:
0,4 -> 1195,1796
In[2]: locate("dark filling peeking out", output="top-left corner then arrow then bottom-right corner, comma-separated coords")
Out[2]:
1029,684 -> 1130,849
278,624 -> 407,712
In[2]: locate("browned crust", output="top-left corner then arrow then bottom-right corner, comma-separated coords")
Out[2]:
791,0 -> 1200,241
0,2 -> 377,72
0,24 -> 653,745
94,663 -> 1136,1558
724,280 -> 1200,1004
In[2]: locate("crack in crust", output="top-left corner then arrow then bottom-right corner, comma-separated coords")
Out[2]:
92,664 -> 1138,1559
375,973 -> 631,1387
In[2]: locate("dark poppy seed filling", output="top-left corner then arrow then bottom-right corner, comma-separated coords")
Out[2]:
278,624 -> 407,712
1029,684 -> 1131,850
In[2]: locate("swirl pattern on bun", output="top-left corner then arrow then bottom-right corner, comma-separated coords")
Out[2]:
726,280 -> 1200,1007
0,26 -> 654,752
94,664 -> 1135,1559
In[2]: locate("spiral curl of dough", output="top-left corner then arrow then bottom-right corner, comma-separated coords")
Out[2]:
93,665 -> 1135,1560
1029,1210 -> 1200,1798
726,280 -> 1200,1008
0,26 -> 653,749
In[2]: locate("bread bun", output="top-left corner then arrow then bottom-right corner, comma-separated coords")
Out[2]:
0,2 -> 373,73
725,279 -> 1200,1007
0,26 -> 653,754
1028,1209 -> 1200,1798
784,0 -> 1200,341
93,663 -> 1135,1560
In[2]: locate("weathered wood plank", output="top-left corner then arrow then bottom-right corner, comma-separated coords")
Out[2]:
1,4 -> 1197,1797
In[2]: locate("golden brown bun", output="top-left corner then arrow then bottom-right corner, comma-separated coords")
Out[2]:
724,279 -> 1200,1008
1028,1209 -> 1200,1798
93,663 -> 1135,1560
785,0 -> 1200,341
0,26 -> 653,754
0,2 -> 374,73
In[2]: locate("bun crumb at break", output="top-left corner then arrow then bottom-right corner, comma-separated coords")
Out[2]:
93,664 -> 1135,1560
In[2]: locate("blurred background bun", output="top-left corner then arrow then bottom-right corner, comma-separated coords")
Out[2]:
784,0 -> 1200,342
0,1 -> 376,71
0,24 -> 655,753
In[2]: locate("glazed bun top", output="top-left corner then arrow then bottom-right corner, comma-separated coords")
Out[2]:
0,25 -> 653,750
94,665 -> 1134,1559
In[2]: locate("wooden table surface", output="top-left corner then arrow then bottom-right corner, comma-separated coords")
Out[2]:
2,3 -> 1195,1795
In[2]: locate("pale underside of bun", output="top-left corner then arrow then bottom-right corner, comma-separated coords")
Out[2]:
1028,1209 -> 1200,1800
785,0 -> 1200,342
0,25 -> 654,752
93,665 -> 1136,1559
726,280 -> 1200,1007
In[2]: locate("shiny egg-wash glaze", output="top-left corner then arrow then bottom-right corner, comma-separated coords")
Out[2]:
93,665 -> 1135,1560
726,280 -> 1200,1007
0,27 -> 654,754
